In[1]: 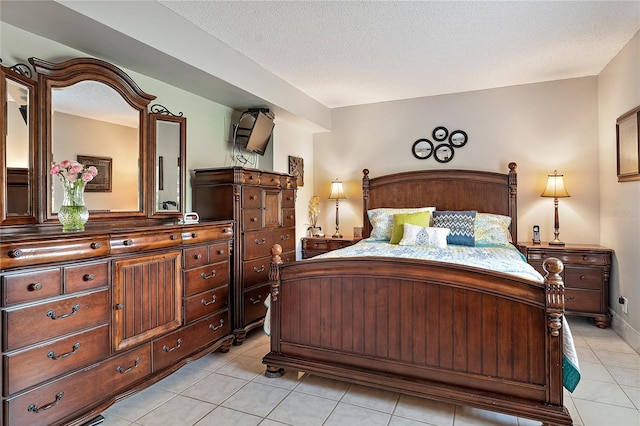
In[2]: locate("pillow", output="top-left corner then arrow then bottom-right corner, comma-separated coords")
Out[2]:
390,211 -> 432,244
432,210 -> 476,246
399,223 -> 450,248
367,207 -> 435,240
475,213 -> 512,246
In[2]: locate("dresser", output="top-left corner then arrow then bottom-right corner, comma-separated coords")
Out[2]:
0,221 -> 234,426
517,242 -> 613,328
301,236 -> 361,259
192,167 -> 297,344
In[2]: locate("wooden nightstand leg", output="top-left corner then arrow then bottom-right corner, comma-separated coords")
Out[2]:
591,314 -> 612,329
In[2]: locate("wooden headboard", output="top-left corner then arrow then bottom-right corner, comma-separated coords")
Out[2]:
362,162 -> 518,239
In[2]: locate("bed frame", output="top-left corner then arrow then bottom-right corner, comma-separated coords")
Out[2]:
262,163 -> 572,425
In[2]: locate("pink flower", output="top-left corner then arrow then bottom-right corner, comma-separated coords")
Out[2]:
88,166 -> 98,176
82,172 -> 94,182
66,172 -> 78,182
59,159 -> 71,168
50,164 -> 60,175
70,163 -> 83,174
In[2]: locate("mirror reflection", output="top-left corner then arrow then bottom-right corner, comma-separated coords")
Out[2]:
412,138 -> 434,160
5,77 -> 31,216
51,81 -> 140,213
155,120 -> 180,212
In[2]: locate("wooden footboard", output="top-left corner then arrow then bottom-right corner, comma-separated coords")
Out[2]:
263,244 -> 572,426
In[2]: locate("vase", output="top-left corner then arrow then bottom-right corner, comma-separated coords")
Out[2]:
58,179 -> 89,232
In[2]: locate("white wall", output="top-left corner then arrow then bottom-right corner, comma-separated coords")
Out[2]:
597,31 -> 640,350
314,77 -> 600,245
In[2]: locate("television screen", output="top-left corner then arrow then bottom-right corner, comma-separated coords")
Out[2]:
236,111 -> 274,156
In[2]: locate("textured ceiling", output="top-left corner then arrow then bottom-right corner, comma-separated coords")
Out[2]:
159,0 -> 640,108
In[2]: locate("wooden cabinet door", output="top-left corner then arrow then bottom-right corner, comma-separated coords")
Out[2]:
262,189 -> 282,228
113,251 -> 182,351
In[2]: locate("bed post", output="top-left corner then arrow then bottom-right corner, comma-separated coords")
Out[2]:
265,244 -> 284,378
362,169 -> 370,238
542,257 -> 567,414
508,162 -> 518,240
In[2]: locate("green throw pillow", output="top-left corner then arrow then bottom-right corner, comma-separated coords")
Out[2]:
390,211 -> 431,244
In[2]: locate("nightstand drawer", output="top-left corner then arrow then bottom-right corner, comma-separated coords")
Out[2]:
3,268 -> 62,306
565,289 -> 601,313
527,251 -> 609,266
564,267 -> 602,290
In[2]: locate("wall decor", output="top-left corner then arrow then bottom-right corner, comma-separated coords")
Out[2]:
412,138 -> 434,159
616,106 -> 640,182
288,155 -> 304,187
432,126 -> 448,141
412,126 -> 468,163
77,155 -> 112,192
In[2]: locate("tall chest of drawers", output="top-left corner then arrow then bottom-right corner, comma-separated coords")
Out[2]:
0,221 -> 234,426
192,167 -> 297,344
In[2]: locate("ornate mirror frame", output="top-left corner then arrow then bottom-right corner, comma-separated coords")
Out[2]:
1,63 -> 38,226
148,106 -> 186,218
30,57 -> 156,222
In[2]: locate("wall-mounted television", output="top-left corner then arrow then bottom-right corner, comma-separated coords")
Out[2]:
235,109 -> 275,156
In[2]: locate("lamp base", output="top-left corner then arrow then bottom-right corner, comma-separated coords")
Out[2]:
332,233 -> 343,239
548,239 -> 565,246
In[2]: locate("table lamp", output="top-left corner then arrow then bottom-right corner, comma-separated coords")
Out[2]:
540,170 -> 570,245
328,179 -> 346,238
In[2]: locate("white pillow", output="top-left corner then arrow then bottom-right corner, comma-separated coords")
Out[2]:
367,207 -> 436,240
399,223 -> 450,248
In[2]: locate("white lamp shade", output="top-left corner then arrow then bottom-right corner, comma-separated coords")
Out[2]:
328,180 -> 346,200
541,171 -> 570,198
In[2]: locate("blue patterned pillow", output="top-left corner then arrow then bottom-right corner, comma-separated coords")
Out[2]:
432,210 -> 476,246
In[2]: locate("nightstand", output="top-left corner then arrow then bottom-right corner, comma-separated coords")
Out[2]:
517,242 -> 613,328
301,236 -> 361,259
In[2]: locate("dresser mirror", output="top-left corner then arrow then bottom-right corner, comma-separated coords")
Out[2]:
1,64 -> 37,225
30,57 -> 157,222
149,111 -> 186,217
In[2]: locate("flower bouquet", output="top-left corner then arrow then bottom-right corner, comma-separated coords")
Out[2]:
50,160 -> 98,231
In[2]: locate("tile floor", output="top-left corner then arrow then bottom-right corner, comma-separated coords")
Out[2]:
100,317 -> 639,426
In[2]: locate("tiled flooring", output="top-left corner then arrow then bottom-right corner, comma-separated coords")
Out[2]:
101,317 -> 639,426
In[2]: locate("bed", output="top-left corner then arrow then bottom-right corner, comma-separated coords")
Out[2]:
262,163 -> 577,426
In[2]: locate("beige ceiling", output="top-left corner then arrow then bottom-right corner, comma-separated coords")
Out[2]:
158,0 -> 640,108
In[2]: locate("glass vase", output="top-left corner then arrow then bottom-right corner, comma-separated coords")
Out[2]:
58,179 -> 89,232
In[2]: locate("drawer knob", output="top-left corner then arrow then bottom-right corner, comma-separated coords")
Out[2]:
201,295 -> 217,306
117,357 -> 141,374
254,265 -> 265,273
209,318 -> 225,331
583,255 -> 589,261
566,296 -> 575,301
281,235 -> 290,241
83,273 -> 95,281
250,294 -> 263,305
287,215 -> 294,219
162,338 -> 182,353
217,249 -> 225,255
170,234 -> 178,241
90,242 -> 101,249
115,303 -> 124,310
8,249 -> 22,258
201,270 -> 217,279
580,275 -> 587,281
255,238 -> 267,245
223,228 -> 232,234
250,194 -> 257,199
28,282 -> 42,291
251,217 -> 258,222
123,239 -> 134,246
46,304 -> 80,320
194,253 -> 203,260
27,391 -> 64,413
47,342 -> 81,360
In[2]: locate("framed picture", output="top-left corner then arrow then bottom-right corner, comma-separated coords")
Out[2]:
288,155 -> 304,187
77,155 -> 112,192
616,106 -> 640,182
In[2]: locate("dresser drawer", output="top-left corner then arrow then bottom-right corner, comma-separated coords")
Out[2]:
282,190 -> 295,208
527,251 -> 609,266
2,268 -> 62,306
0,236 -> 109,270
564,267 -> 602,290
283,209 -> 295,228
243,186 -> 262,208
243,258 -> 270,288
565,289 -> 602,313
153,311 -> 229,372
244,230 -> 272,260
261,172 -> 282,187
275,228 -> 296,253
244,284 -> 270,324
183,260 -> 229,297
110,230 -> 182,254
5,344 -> 151,426
181,224 -> 233,245
4,324 -> 110,395
183,241 -> 229,269
4,289 -> 110,351
243,208 -> 262,230
64,261 -> 109,293
242,170 -> 262,186
184,285 -> 228,323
